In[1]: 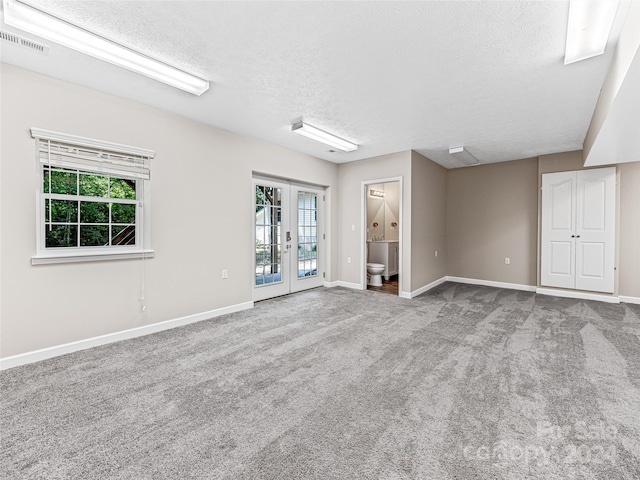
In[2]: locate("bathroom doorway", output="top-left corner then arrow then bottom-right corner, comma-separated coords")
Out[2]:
361,177 -> 402,296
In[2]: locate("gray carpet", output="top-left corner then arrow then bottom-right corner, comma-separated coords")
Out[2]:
1,282 -> 639,479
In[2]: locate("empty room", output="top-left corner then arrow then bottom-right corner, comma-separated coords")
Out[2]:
1,1 -> 639,479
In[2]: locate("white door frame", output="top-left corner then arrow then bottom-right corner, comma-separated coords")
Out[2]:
360,176 -> 403,296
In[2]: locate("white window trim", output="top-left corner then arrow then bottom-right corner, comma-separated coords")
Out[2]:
31,249 -> 156,265
30,128 -> 155,265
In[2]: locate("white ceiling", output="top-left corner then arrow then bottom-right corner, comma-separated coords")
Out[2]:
0,0 -> 630,168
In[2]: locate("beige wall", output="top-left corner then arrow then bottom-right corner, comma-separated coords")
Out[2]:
618,161 -> 640,297
537,150 -> 584,174
337,151 -> 412,291
0,64 -> 338,357
446,158 -> 539,286
410,151 -> 447,290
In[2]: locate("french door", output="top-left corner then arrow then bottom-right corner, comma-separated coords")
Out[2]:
253,177 -> 324,301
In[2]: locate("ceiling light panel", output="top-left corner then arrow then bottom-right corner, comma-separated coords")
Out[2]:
565,0 -> 620,65
2,0 -> 209,95
291,122 -> 358,152
449,146 -> 480,166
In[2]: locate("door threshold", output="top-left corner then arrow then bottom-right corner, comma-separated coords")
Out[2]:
536,287 -> 619,304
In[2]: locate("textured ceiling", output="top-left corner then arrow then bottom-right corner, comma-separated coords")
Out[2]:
0,0 -> 629,168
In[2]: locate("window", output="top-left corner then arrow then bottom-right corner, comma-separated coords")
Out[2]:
31,128 -> 154,264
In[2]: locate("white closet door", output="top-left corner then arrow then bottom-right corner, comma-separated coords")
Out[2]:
575,168 -> 616,293
541,167 -> 616,293
541,171 -> 577,289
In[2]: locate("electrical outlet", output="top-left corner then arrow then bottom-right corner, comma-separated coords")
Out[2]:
347,257 -> 352,264
351,224 -> 356,231
504,258 -> 510,265
222,269 -> 228,279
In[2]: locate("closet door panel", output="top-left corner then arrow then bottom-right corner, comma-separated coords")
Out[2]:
575,168 -> 615,293
541,171 -> 576,289
549,241 -> 573,277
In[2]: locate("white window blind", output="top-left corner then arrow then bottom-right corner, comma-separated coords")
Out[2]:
32,128 -> 153,180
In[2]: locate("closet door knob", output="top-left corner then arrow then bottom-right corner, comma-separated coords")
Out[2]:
571,235 -> 575,238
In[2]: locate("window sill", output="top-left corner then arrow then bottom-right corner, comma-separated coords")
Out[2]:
31,249 -> 155,265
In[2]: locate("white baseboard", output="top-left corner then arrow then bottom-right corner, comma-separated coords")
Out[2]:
324,281 -> 340,288
446,276 -> 537,292
446,276 -> 627,304
619,295 -> 640,305
401,276 -> 448,299
536,288 -> 620,304
334,280 -> 364,290
0,301 -> 254,371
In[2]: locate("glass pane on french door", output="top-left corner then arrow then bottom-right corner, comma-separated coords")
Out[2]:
289,184 -> 324,294
255,184 -> 282,286
297,191 -> 318,278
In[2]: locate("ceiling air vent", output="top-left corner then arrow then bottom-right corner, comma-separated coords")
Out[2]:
0,30 -> 49,54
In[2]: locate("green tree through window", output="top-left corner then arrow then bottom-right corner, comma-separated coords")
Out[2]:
43,166 -> 138,248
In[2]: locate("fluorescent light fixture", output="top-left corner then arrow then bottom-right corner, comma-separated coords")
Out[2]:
449,146 -> 480,166
2,0 -> 209,95
564,0 -> 620,65
291,122 -> 358,152
369,189 -> 385,197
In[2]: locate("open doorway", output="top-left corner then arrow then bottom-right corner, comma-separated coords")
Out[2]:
361,177 -> 402,296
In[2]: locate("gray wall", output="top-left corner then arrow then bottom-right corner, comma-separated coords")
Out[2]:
446,158 -> 539,286
410,151 -> 447,289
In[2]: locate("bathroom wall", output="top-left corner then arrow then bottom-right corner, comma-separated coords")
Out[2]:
366,182 -> 400,241
337,151 -> 412,292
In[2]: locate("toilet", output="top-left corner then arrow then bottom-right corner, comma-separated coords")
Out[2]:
367,263 -> 385,286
